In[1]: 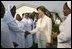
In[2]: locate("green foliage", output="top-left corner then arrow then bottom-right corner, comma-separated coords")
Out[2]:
52,20 -> 60,34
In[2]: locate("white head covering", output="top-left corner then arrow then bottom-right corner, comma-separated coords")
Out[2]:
3,4 -> 15,23
67,1 -> 71,9
6,4 -> 14,11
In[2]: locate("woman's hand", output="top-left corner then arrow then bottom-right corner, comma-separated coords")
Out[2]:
46,43 -> 51,48
25,31 -> 30,38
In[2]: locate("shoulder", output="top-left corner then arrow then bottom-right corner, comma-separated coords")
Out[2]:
45,15 -> 51,22
37,18 -> 41,22
1,20 -> 9,31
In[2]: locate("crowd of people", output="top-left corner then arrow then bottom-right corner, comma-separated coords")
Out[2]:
1,1 -> 71,48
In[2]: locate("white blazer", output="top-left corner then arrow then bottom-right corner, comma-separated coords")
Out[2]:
30,15 -> 52,43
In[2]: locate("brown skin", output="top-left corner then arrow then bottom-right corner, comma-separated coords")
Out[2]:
10,6 -> 30,38
46,43 -> 51,48
63,2 -> 71,16
25,31 -> 30,38
22,13 -> 25,19
16,14 -> 22,21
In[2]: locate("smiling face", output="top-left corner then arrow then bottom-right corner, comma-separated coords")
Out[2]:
16,14 -> 22,21
37,9 -> 44,17
36,6 -> 46,18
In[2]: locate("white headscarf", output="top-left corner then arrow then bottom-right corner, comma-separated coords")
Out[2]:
67,1 -> 71,9
6,4 -> 14,11
3,4 -> 15,24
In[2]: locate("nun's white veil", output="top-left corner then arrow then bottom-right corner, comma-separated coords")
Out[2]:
3,4 -> 15,24
67,1 -> 71,9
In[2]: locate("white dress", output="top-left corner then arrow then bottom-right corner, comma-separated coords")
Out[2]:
15,20 -> 26,48
1,19 -> 14,48
21,18 -> 33,48
3,4 -> 25,48
3,11 -> 25,48
57,14 -> 71,48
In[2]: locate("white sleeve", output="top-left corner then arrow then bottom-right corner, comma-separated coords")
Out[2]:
6,20 -> 25,33
3,11 -> 25,33
29,20 -> 39,34
30,27 -> 38,34
58,16 -> 71,42
1,22 -> 14,48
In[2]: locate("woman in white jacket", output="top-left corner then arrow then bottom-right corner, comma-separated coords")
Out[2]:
30,6 -> 52,48
57,1 -> 71,48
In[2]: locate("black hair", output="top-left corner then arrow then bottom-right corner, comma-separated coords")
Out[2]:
1,2 -> 5,18
11,6 -> 16,18
29,12 -> 39,21
22,13 -> 25,16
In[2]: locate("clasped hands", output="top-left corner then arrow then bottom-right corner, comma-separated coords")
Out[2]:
24,31 -> 31,38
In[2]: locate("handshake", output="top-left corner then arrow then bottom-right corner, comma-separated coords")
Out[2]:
25,31 -> 31,38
